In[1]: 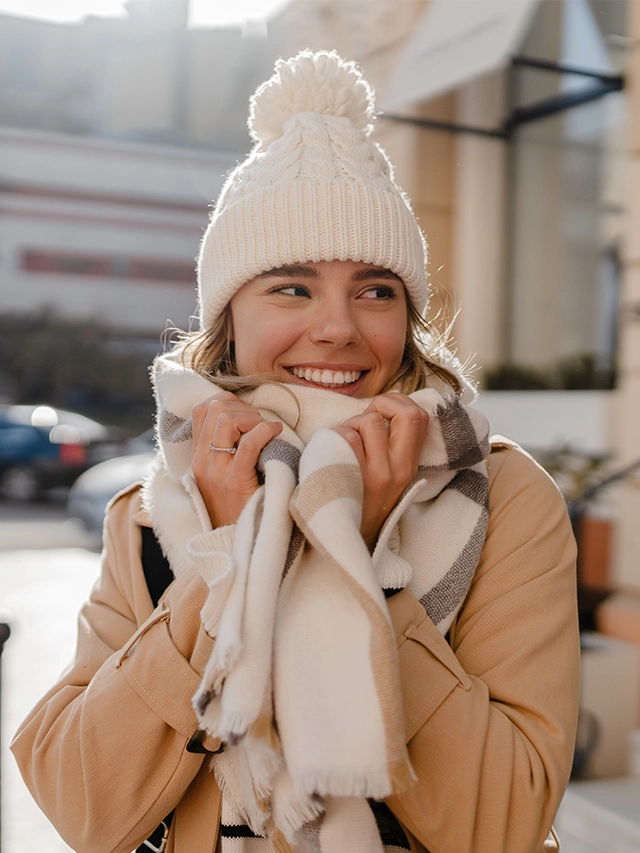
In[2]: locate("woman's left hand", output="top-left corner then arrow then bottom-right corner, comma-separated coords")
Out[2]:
332,392 -> 429,549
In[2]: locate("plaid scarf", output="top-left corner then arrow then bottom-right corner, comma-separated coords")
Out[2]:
143,349 -> 491,853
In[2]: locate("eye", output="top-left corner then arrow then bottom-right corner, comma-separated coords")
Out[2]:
360,285 -> 397,300
271,284 -> 310,297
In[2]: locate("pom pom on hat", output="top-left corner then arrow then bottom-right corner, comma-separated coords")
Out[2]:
249,50 -> 376,148
197,50 -> 429,332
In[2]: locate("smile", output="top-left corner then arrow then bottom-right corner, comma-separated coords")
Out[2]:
288,367 -> 363,387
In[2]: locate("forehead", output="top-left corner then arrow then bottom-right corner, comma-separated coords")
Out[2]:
256,260 -> 404,283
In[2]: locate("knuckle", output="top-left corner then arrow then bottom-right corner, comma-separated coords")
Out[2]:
364,412 -> 385,427
343,431 -> 361,448
404,406 -> 424,426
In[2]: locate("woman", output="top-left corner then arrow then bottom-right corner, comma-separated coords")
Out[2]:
12,51 -> 579,853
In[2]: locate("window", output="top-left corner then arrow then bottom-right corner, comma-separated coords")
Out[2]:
506,0 -> 626,382
22,249 -> 195,284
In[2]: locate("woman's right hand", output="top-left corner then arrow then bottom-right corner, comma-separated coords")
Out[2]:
191,391 -> 283,528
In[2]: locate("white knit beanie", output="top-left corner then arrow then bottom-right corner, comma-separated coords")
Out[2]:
197,50 -> 429,331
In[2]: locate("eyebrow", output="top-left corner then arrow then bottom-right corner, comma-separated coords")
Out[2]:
257,264 -> 403,283
352,267 -> 404,283
258,264 -> 319,279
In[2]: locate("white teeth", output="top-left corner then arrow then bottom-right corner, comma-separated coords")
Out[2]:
290,367 -> 362,386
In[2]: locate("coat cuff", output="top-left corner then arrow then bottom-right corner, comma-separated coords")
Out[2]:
388,590 -> 471,742
116,606 -> 201,739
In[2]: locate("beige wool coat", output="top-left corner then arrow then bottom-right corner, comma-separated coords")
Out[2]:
11,440 -> 580,853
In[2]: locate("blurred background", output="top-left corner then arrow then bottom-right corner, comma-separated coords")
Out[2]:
1,1 -> 640,851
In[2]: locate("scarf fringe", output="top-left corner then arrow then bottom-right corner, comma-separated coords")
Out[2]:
295,770 -> 392,801
272,782 -> 325,842
244,738 -> 283,801
212,746 -> 271,836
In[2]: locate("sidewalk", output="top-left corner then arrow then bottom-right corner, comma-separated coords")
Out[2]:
556,776 -> 640,853
1,545 -> 101,852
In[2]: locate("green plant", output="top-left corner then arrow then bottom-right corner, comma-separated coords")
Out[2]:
482,363 -> 552,390
555,354 -> 615,390
534,445 -> 609,502
482,353 -> 616,391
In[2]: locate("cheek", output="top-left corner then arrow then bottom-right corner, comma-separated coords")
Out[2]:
233,315 -> 299,373
374,317 -> 407,370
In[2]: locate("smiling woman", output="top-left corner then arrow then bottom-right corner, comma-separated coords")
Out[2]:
12,50 -> 579,853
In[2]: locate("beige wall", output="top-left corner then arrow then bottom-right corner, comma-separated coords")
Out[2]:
376,94 -> 457,339
451,70 -> 509,373
614,0 -> 640,592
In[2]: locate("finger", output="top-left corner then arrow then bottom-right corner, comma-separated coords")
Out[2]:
192,393 -> 256,446
193,419 -> 250,469
367,394 -> 429,449
210,411 -> 270,450
345,412 -> 392,468
364,392 -> 417,420
332,425 -> 366,468
194,404 -> 264,459
234,420 -> 283,462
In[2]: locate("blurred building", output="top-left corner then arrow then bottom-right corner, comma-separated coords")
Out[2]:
0,0 -> 284,152
0,127 -> 234,335
0,0 -> 288,344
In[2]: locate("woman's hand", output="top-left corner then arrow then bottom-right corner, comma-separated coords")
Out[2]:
191,391 -> 283,528
332,393 -> 429,549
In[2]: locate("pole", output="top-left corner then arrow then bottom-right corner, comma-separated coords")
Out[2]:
0,617 -> 12,853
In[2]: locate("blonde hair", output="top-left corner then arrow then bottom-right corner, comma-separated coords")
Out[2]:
178,299 -> 463,396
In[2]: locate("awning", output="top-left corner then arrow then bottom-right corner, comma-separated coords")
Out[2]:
380,0 -> 541,111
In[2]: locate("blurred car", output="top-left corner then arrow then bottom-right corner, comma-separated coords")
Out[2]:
0,404 -> 124,501
68,429 -> 156,533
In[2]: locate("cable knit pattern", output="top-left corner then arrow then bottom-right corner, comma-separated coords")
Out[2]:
197,51 -> 428,331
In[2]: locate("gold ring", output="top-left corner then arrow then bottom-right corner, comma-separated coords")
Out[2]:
209,443 -> 237,454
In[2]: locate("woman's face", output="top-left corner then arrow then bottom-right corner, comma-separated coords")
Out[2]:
229,259 -> 408,398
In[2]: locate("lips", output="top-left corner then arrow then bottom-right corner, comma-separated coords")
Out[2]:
288,366 -> 363,387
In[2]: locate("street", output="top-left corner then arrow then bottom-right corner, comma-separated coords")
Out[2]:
0,497 -> 101,853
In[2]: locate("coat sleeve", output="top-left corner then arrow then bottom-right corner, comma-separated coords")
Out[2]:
10,485 -> 228,853
385,444 -> 580,853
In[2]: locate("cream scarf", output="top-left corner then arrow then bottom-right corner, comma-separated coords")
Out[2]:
143,349 -> 491,853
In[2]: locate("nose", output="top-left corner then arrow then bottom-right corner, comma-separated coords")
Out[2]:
308,296 -> 361,347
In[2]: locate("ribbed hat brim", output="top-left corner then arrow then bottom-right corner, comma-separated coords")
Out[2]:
197,179 -> 428,329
